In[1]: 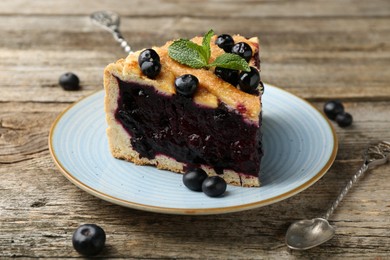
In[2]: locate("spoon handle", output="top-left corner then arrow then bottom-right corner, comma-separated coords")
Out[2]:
112,30 -> 132,54
90,11 -> 132,54
323,141 -> 390,220
323,163 -> 368,220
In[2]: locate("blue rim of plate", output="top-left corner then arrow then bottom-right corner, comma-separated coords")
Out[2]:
49,83 -> 338,215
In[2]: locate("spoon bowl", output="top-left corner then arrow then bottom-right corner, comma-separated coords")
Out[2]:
286,218 -> 335,250
285,141 -> 390,250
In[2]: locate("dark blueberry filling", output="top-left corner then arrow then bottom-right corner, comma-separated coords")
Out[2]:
115,77 -> 262,176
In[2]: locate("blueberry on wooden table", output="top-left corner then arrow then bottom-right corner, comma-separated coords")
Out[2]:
72,224 -> 106,256
59,72 -> 80,91
336,112 -> 353,127
323,100 -> 344,120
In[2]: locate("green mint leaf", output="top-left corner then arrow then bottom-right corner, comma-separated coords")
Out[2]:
168,30 -> 250,72
202,29 -> 214,62
186,40 -> 208,64
168,39 -> 208,68
208,53 -> 251,72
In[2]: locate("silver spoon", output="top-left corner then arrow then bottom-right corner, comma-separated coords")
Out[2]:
90,11 -> 132,54
286,141 -> 390,250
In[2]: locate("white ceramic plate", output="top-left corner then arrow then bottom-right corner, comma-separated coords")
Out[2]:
49,84 -> 337,215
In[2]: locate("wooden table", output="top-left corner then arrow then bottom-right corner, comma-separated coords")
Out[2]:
1,0 -> 389,258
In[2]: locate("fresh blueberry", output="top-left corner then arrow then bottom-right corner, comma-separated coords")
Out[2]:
336,112 -> 353,127
183,168 -> 208,191
72,224 -> 106,256
231,42 -> 252,62
202,176 -> 227,197
324,100 -> 344,120
138,49 -> 160,65
140,60 -> 161,79
238,67 -> 260,93
214,67 -> 240,86
174,74 -> 199,97
59,72 -> 80,91
215,34 -> 234,52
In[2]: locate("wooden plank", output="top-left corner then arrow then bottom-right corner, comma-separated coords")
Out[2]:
1,16 -> 389,51
0,0 -> 389,17
0,15 -> 389,101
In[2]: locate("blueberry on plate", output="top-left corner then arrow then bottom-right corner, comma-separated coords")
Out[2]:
138,48 -> 160,65
215,34 -> 234,53
183,168 -> 208,191
140,60 -> 161,79
336,112 -> 353,127
238,67 -> 260,93
215,67 -> 240,86
72,224 -> 106,256
324,100 -> 344,120
202,176 -> 227,197
174,74 -> 199,97
231,42 -> 252,62
59,72 -> 80,91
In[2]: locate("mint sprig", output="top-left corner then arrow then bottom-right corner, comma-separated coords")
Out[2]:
209,53 -> 250,71
201,29 -> 214,62
168,30 -> 250,72
168,40 -> 207,68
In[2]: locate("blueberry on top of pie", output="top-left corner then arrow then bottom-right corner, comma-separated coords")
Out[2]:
104,31 -> 263,187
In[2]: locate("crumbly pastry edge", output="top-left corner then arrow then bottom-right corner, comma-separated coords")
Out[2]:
104,66 -> 260,187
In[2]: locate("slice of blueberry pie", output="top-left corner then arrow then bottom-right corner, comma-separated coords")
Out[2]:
104,30 -> 263,187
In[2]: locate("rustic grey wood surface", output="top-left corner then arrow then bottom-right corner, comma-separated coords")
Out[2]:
1,0 -> 389,259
